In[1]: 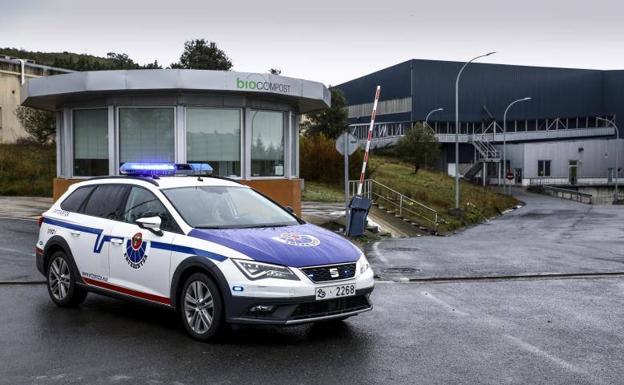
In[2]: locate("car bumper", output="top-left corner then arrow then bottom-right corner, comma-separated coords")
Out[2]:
225,286 -> 374,325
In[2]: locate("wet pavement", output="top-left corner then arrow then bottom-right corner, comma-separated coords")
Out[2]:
367,190 -> 624,281
1,190 -> 623,384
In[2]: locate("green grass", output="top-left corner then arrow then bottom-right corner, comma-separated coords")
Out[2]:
0,144 -> 55,196
369,156 -> 518,233
302,181 -> 344,202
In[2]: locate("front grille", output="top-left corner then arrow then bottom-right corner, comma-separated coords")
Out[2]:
290,295 -> 370,320
301,263 -> 356,282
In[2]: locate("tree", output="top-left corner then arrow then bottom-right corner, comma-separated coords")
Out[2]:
301,87 -> 348,139
269,68 -> 281,75
171,39 -> 233,70
15,106 -> 56,145
395,123 -> 441,173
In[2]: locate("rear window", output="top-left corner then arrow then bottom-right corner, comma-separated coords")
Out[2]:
82,185 -> 130,220
60,186 -> 95,212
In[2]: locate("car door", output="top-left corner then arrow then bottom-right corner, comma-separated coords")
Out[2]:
107,186 -> 176,304
69,184 -> 130,285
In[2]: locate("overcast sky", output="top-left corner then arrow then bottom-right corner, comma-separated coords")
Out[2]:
1,0 -> 623,85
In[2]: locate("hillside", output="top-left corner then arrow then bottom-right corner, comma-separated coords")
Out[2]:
303,156 -> 519,233
0,48 -> 160,71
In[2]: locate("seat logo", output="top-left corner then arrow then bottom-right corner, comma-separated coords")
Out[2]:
329,268 -> 340,278
125,232 -> 148,269
273,232 -> 320,247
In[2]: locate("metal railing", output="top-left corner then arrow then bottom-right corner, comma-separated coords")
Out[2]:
543,186 -> 593,204
349,179 -> 439,228
528,177 -> 621,186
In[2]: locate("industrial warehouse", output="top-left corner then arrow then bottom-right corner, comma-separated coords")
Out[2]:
337,59 -> 623,201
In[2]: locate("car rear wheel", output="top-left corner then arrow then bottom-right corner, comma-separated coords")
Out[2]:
47,251 -> 87,307
180,273 -> 224,341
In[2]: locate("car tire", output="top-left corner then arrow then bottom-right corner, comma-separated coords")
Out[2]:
180,272 -> 224,341
46,251 -> 87,307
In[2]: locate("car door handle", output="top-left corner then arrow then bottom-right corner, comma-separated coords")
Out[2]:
110,238 -> 123,245
70,230 -> 81,237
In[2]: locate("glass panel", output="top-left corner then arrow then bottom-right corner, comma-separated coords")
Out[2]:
119,108 -> 174,164
82,185 -> 129,220
73,109 -> 108,176
123,187 -> 177,232
251,110 -> 284,177
186,108 -> 241,177
291,114 -> 298,177
60,186 -> 95,212
163,186 -> 298,228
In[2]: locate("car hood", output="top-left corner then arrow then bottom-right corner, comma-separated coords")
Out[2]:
188,223 -> 362,267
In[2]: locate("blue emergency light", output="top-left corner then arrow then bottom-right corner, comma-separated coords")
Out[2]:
119,162 -> 213,177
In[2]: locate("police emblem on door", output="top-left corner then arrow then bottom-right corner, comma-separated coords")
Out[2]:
125,232 -> 148,269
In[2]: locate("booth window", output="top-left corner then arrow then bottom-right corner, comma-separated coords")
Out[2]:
186,108 -> 241,177
251,110 -> 284,177
73,109 -> 108,176
119,108 -> 174,164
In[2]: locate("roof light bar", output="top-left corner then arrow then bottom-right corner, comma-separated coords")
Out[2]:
119,163 -> 213,177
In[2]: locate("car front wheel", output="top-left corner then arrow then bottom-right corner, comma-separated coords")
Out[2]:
46,251 -> 87,307
180,273 -> 224,341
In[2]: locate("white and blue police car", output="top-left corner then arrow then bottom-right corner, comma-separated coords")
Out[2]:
36,163 -> 374,340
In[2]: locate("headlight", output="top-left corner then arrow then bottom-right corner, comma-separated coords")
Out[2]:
232,259 -> 300,281
358,254 -> 370,274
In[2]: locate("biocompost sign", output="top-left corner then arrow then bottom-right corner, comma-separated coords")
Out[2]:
237,78 -> 292,93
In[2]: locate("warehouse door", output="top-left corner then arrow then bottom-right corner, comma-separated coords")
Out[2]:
569,161 -> 578,185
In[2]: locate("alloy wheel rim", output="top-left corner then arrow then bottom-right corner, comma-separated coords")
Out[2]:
49,257 -> 70,300
184,281 -> 214,334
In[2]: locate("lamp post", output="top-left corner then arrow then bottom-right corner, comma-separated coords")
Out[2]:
597,117 -> 620,201
455,52 -> 496,210
425,107 -> 444,131
503,97 -> 532,194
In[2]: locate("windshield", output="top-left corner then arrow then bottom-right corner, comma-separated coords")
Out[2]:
163,186 -> 300,229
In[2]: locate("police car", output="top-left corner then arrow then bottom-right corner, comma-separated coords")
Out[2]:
36,163 -> 374,341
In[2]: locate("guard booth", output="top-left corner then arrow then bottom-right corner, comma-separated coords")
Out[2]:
20,69 -> 331,214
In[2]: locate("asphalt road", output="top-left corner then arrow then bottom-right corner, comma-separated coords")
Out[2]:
367,190 -> 624,281
1,191 -> 623,384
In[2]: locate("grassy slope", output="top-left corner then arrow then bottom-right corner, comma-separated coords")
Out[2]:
0,144 -> 55,197
302,181 -> 344,202
302,156 -> 518,233
370,157 -> 518,232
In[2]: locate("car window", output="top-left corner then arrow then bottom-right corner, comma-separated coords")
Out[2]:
60,186 -> 95,212
122,187 -> 177,232
82,185 -> 129,220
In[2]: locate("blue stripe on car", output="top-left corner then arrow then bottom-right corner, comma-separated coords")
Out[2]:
43,217 -> 226,262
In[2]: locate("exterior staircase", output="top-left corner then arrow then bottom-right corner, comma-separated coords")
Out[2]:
464,132 -> 501,183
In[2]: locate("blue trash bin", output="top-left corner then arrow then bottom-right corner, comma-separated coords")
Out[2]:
346,195 -> 372,237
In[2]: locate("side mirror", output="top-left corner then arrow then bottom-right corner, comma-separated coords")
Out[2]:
136,216 -> 163,235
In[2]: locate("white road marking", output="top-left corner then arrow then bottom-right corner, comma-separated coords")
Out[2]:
371,241 -> 389,265
0,216 -> 37,222
505,335 -> 589,376
422,291 -> 469,316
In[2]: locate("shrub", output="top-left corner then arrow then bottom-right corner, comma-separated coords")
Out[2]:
300,134 -> 367,185
0,144 -> 55,196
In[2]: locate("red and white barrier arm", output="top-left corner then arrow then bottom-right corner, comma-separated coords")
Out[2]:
357,85 -> 381,196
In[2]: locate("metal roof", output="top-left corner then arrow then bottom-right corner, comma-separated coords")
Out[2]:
20,69 -> 331,112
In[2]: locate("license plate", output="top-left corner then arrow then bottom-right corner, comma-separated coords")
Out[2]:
315,283 -> 356,301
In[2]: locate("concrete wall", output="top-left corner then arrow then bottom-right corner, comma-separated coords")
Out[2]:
497,138 -> 623,180
0,72 -> 26,142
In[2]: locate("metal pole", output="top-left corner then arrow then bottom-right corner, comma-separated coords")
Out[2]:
344,128 -> 350,233
503,97 -> 532,195
454,52 -> 495,209
597,117 -> 620,201
425,107 -> 444,131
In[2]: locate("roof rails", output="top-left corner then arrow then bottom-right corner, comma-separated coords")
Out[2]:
86,175 -> 160,186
